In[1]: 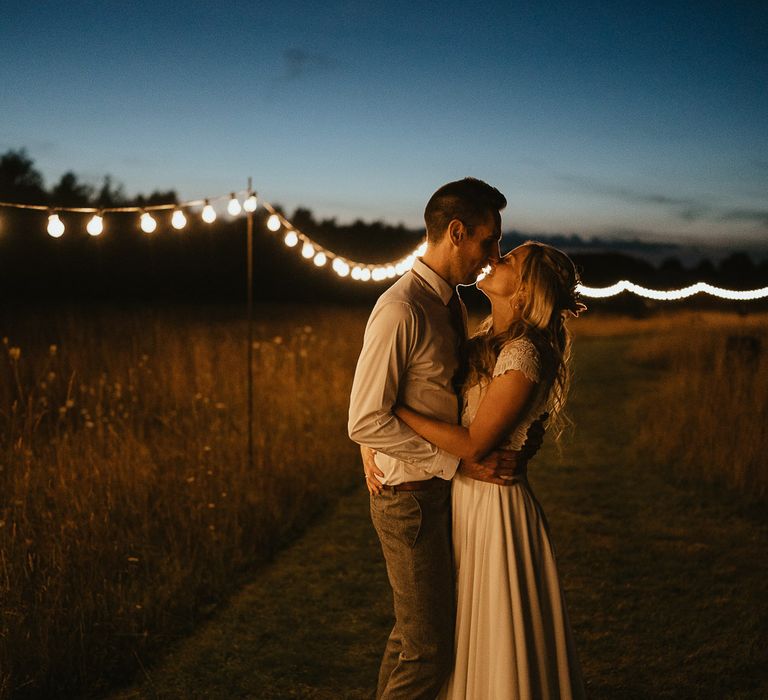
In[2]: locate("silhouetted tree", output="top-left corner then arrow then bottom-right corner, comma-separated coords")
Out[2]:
693,258 -> 716,282
0,148 -> 47,204
719,252 -> 755,285
94,175 -> 128,207
50,171 -> 94,207
133,190 -> 178,207
291,207 -> 315,231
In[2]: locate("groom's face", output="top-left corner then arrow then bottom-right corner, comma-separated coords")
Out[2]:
458,210 -> 501,285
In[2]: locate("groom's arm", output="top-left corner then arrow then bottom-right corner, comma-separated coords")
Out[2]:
348,300 -> 459,478
459,413 -> 547,481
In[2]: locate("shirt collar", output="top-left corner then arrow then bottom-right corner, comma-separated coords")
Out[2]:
412,258 -> 455,306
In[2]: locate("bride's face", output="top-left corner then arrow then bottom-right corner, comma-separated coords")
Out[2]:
477,246 -> 527,299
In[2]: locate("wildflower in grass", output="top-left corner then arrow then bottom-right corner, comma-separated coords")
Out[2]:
47,371 -> 56,381
252,341 -> 261,350
85,421 -> 95,429
207,503 -> 215,509
194,392 -> 203,400
8,346 -> 21,361
273,335 -> 283,344
49,344 -> 57,356
186,476 -> 195,483
215,402 -> 226,410
66,399 -> 75,408
303,325 -> 313,334
127,556 -> 139,563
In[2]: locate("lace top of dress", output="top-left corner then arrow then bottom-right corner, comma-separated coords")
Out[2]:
461,337 -> 551,452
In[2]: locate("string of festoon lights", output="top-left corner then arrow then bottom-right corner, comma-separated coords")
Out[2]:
2,191 -> 767,299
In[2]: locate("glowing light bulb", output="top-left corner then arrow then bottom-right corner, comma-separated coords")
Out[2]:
267,214 -> 281,231
386,265 -> 396,278
227,194 -> 241,216
313,251 -> 327,267
360,268 -> 372,282
332,258 -> 350,277
416,241 -> 427,257
284,231 -> 298,247
171,209 -> 187,230
243,194 -> 258,212
202,201 -> 216,223
301,242 -> 315,259
140,212 -> 157,233
47,213 -> 64,238
86,214 -> 103,237
372,267 -> 387,281
351,267 -> 362,280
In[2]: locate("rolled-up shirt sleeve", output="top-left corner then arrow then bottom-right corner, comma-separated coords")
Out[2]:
348,300 -> 458,475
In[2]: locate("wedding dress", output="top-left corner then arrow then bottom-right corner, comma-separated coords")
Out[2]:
440,337 -> 586,699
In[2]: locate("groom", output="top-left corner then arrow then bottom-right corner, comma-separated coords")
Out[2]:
348,178 -> 536,699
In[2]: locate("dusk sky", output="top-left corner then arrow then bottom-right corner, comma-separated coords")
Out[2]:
2,1 -> 766,250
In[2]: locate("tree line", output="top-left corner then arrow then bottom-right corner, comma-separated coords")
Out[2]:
0,148 -> 765,310
0,148 -> 177,208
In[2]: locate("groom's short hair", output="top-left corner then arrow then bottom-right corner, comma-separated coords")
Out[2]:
424,177 -> 506,244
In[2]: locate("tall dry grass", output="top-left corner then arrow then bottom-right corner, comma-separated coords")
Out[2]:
626,311 -> 768,500
0,304 -> 367,699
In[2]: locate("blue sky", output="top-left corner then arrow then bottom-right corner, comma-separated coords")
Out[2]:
1,1 -> 766,249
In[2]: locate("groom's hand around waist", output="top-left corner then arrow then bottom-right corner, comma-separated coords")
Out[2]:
458,448 -> 528,483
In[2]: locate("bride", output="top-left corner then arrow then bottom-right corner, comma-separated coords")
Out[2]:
394,241 -> 587,699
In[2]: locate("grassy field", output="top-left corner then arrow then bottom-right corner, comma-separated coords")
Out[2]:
2,305 -> 767,698
113,310 -> 768,699
0,303 -> 366,699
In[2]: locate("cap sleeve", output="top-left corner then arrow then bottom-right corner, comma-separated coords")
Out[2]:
493,337 -> 541,383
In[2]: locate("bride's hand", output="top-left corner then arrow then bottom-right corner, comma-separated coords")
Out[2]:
521,412 -> 548,460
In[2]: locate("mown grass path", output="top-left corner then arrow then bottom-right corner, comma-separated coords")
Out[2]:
114,335 -> 768,699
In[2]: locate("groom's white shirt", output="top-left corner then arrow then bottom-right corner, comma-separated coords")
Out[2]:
348,258 -> 462,485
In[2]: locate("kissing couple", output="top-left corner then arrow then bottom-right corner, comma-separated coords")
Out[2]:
349,177 -> 587,699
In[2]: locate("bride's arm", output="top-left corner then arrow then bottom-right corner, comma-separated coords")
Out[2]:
394,369 -> 536,463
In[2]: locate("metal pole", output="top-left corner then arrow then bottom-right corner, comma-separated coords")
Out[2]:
246,176 -> 254,470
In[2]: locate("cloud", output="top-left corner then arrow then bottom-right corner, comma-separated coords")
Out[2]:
719,208 -> 768,226
280,48 -> 334,82
0,139 -> 60,158
555,173 -> 716,222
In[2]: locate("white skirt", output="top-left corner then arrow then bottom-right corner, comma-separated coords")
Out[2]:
440,472 -> 586,700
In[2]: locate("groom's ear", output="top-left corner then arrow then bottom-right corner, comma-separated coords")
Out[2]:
447,218 -> 466,246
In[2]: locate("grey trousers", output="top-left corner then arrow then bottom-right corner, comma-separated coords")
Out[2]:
369,482 -> 455,700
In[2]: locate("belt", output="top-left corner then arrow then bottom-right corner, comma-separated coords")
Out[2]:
380,476 -> 444,492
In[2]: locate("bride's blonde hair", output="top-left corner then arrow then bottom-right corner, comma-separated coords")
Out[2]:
464,241 -> 585,441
